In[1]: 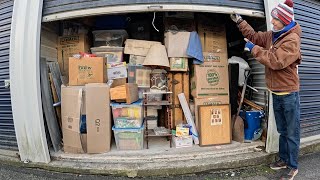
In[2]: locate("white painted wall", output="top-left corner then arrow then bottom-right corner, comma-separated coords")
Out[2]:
10,0 -> 50,163
264,0 -> 282,153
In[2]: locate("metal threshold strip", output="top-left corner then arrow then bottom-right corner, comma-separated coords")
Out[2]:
42,4 -> 265,22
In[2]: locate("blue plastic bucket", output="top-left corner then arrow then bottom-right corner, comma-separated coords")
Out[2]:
240,111 -> 264,140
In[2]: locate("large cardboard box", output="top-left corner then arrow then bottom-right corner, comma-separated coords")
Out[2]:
164,31 -> 191,58
167,72 -> 189,127
86,83 -> 111,153
194,96 -> 230,131
198,23 -> 227,53
61,85 -> 86,153
191,55 -> 229,98
58,34 -> 90,76
69,57 -> 106,86
124,39 -> 161,56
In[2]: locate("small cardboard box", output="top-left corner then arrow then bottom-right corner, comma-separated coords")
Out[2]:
191,57 -> 229,98
176,127 -> 190,137
61,85 -> 86,153
124,39 -> 161,56
164,31 -> 191,58
172,135 -> 193,148
69,57 -> 106,86
107,62 -> 127,80
58,34 -> 90,76
169,58 -> 188,71
194,96 -> 230,131
86,83 -> 111,153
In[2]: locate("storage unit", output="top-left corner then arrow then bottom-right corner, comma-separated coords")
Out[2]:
294,0 -> 320,138
112,126 -> 144,150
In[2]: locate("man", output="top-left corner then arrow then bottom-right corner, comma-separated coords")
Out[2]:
231,0 -> 301,179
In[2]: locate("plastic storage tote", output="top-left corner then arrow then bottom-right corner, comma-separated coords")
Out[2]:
110,100 -> 143,128
112,126 -> 144,150
92,30 -> 128,47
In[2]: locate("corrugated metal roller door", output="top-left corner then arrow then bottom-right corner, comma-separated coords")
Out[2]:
0,0 -> 17,150
295,0 -> 320,138
42,0 -> 264,16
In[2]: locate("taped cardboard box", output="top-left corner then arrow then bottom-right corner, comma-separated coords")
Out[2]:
167,72 -> 189,127
194,96 -> 230,132
164,31 -> 190,58
198,22 -> 227,53
86,83 -> 111,153
170,58 -> 188,72
69,57 -> 106,86
61,85 -> 87,153
58,34 -> 90,76
191,59 -> 229,98
124,39 -> 161,56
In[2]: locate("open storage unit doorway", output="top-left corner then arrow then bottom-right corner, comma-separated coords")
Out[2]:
40,9 -> 268,156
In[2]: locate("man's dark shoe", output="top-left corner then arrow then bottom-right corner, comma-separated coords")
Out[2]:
270,160 -> 287,170
280,168 -> 298,180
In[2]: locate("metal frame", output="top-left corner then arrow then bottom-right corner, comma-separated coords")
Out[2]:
42,4 -> 265,22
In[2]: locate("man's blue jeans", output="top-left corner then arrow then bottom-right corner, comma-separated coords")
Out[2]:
273,92 -> 300,169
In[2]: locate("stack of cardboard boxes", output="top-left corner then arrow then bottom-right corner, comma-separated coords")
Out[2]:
191,17 -> 231,146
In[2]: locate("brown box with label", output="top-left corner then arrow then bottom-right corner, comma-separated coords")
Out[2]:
86,83 -> 111,153
194,96 -> 230,132
191,52 -> 229,98
61,85 -> 87,153
58,34 -> 90,76
69,57 -> 106,86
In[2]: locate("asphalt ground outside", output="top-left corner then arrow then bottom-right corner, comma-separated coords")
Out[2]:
1,152 -> 319,180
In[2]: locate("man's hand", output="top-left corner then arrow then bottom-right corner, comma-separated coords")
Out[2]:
230,13 -> 242,23
244,38 -> 255,52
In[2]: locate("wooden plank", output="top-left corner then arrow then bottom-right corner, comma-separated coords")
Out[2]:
168,72 -> 189,127
178,93 -> 199,145
198,104 -> 231,146
40,58 -> 62,152
49,73 -> 62,129
48,62 -> 63,101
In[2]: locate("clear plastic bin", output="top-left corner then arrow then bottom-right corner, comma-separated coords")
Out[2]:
92,30 -> 128,47
91,47 -> 124,63
111,100 -> 143,128
112,126 -> 144,150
